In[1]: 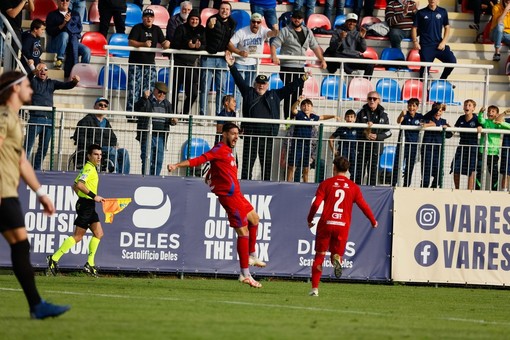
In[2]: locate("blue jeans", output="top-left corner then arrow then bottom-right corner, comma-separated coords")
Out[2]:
250,4 -> 277,28
293,0 -> 315,20
47,32 -> 91,62
24,117 -> 52,170
324,0 -> 345,23
70,0 -> 87,22
102,146 -> 130,174
140,132 -> 166,176
233,63 -> 255,110
127,64 -> 157,111
491,24 -> 510,49
200,57 -> 227,116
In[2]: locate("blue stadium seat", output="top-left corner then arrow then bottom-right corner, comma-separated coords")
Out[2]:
181,138 -> 211,161
334,14 -> 346,28
268,73 -> 283,90
108,33 -> 130,58
428,80 -> 460,105
380,47 -> 409,71
320,75 -> 351,101
376,78 -> 403,103
231,10 -> 250,30
345,0 -> 353,7
379,145 -> 395,184
98,65 -> 127,90
172,7 -> 180,16
126,3 -> 143,27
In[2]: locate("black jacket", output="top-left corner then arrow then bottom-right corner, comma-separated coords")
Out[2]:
355,104 -> 392,141
172,21 -> 205,65
72,114 -> 117,151
134,96 -> 175,140
204,14 -> 236,54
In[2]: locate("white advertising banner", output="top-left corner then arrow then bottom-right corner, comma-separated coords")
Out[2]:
392,188 -> 510,286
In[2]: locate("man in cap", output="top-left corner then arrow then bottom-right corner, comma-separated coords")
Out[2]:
324,13 -> 374,77
71,97 -> 130,174
227,12 -> 278,107
270,10 -> 326,119
126,8 -> 170,112
225,51 -> 311,181
134,82 -> 177,176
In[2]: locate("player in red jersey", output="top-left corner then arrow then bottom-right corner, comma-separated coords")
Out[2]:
167,122 -> 265,288
307,156 -> 378,296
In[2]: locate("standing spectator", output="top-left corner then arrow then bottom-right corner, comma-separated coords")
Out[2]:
21,19 -> 45,74
324,13 -> 374,77
307,156 -> 378,297
166,1 -> 192,42
171,8 -> 204,115
126,8 -> 170,112
385,0 -> 418,49
420,102 -> 452,188
0,71 -> 70,320
216,95 -> 237,144
98,0 -> 127,38
392,98 -> 422,187
134,82 -> 177,176
325,0 -> 346,24
1,0 -> 34,69
271,10 -> 326,120
499,109 -> 510,191
225,51 -> 309,181
70,0 -> 86,22
72,97 -> 131,174
167,123 -> 266,288
250,0 -> 279,32
354,91 -> 392,186
411,0 -> 457,80
25,62 -> 79,170
228,13 -> 278,107
490,0 -> 510,62
199,2 -> 236,116
293,0 -> 315,21
287,96 -> 336,183
451,99 -> 481,190
200,0 -> 222,12
46,0 -> 91,75
328,109 -> 358,179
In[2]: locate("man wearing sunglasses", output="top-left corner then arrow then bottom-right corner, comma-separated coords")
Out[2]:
25,62 -> 79,170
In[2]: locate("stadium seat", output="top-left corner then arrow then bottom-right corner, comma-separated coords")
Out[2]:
380,47 -> 408,71
376,78 -> 403,103
158,68 -> 170,83
362,47 -> 384,70
172,6 -> 180,16
98,65 -> 127,90
305,49 -> 321,68
334,14 -> 346,28
461,0 -> 474,13
401,79 -> 424,101
360,16 -> 389,40
320,75 -> 350,101
345,0 -> 353,7
379,145 -> 395,184
231,10 -> 251,30
347,77 -> 374,100
201,8 -> 218,27
428,80 -> 460,105
125,3 -> 143,27
268,73 -> 283,90
481,19 -> 493,44
88,1 -> 100,23
307,14 -> 332,33
108,33 -> 130,58
147,5 -> 170,29
261,42 -> 275,65
406,49 -> 438,73
69,63 -> 101,88
30,0 -> 57,20
181,138 -> 211,161
374,0 -> 386,9
81,32 -> 107,56
302,76 -> 321,98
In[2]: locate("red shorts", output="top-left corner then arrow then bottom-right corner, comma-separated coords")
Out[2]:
314,223 -> 350,256
218,193 -> 254,228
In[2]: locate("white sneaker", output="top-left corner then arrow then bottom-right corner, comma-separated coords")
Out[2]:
249,256 -> 266,267
309,289 -> 319,297
239,274 -> 262,288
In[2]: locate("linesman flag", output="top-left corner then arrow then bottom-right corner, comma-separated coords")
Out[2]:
102,198 -> 132,223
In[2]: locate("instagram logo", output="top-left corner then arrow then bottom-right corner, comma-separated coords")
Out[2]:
416,204 -> 440,230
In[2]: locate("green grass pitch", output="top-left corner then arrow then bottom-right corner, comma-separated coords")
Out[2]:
0,273 -> 509,339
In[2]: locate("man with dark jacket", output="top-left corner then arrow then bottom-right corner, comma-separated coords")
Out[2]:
98,0 -> 127,38
166,0 -> 192,41
25,62 -> 79,170
72,97 -> 130,174
354,91 -> 392,186
134,82 -> 177,176
171,9 -> 204,115
199,1 -> 236,116
225,51 -> 310,181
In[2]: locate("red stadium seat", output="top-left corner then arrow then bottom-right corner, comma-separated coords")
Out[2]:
305,49 -> 321,68
307,14 -> 331,30
147,5 -> 170,29
402,79 -> 424,101
30,0 -> 58,20
200,8 -> 218,27
406,49 -> 439,73
362,47 -> 384,70
348,77 -> 374,100
374,0 -> 386,9
461,0 -> 474,13
261,42 -> 275,65
81,32 -> 107,56
70,63 -> 101,88
302,76 -> 322,98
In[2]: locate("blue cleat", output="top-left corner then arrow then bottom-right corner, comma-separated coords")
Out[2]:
30,300 -> 71,320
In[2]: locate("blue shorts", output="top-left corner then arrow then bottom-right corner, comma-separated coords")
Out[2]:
288,139 -> 311,167
451,145 -> 478,175
500,147 -> 510,175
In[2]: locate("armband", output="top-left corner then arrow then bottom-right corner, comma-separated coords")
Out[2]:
88,191 -> 96,199
36,187 -> 46,198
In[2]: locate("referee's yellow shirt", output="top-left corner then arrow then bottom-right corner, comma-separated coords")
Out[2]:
75,161 -> 99,200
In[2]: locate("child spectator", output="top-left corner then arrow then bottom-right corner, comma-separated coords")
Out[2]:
287,97 -> 336,182
328,109 -> 358,179
476,106 -> 510,190
21,19 -> 45,74
451,99 -> 481,190
421,103 -> 452,188
216,95 -> 237,144
392,98 -> 423,187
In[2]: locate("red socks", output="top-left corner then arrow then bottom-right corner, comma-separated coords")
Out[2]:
237,235 -> 249,269
248,224 -> 258,254
311,254 -> 325,289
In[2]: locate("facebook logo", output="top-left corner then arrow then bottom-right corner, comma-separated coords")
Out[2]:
414,241 -> 438,267
416,204 -> 440,230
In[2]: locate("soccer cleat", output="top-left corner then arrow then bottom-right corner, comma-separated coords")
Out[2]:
239,274 -> 262,288
249,256 -> 266,267
46,255 -> 59,276
83,262 -> 99,277
332,254 -> 343,278
54,59 -> 63,70
309,289 -> 319,297
30,300 -> 70,319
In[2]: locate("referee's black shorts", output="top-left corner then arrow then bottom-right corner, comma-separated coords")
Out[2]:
0,198 -> 25,232
75,197 -> 100,229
